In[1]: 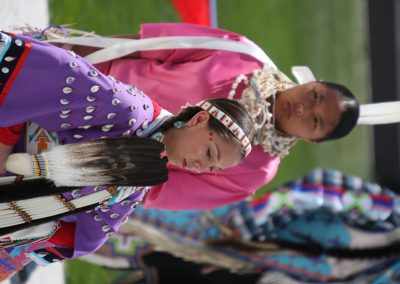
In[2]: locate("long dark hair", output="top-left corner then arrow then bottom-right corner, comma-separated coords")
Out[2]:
157,98 -> 255,159
316,81 -> 359,142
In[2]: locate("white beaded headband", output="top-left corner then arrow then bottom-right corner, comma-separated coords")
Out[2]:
196,101 -> 252,156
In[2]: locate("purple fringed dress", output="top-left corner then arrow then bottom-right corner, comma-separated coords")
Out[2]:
0,31 -> 160,263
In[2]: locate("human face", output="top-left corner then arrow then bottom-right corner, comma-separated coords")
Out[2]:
274,82 -> 343,141
163,111 -> 243,172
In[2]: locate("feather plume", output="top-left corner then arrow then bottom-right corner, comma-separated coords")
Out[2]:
6,137 -> 168,187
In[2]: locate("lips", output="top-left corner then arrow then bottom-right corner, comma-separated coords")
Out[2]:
182,159 -> 187,169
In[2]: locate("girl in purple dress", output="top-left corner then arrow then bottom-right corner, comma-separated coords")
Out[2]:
0,30 -> 255,276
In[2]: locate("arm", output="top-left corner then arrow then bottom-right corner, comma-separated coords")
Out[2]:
52,34 -> 141,58
0,32 -> 154,136
73,23 -> 253,63
0,143 -> 13,173
68,190 -> 143,258
0,125 -> 24,173
138,23 -> 252,63
52,23 -> 257,65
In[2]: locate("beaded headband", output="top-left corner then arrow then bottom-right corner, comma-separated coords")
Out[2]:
195,101 -> 252,156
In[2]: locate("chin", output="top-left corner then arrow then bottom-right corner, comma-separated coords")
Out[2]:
168,160 -> 177,166
168,159 -> 180,168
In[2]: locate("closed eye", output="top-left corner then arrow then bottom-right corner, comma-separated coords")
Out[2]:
207,148 -> 214,171
313,90 -> 318,102
207,148 -> 222,171
313,116 -> 319,129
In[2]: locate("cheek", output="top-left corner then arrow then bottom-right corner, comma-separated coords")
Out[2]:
222,149 -> 243,168
279,117 -> 294,132
281,119 -> 303,137
187,145 -> 203,156
180,139 -> 202,156
167,137 -> 186,156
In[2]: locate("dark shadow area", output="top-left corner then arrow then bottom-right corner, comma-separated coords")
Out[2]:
369,0 -> 400,190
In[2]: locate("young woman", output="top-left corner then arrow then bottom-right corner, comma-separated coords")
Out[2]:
8,23 -> 360,211
0,31 -> 254,277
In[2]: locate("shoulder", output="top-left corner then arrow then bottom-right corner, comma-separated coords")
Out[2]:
140,23 -> 255,44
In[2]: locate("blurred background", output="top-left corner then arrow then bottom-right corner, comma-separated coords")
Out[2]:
1,0 -> 390,283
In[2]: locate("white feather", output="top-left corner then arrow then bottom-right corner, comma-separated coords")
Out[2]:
5,153 -> 34,176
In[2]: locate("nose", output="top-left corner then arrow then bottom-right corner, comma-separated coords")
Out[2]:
296,103 -> 304,116
191,160 -> 209,172
185,160 -> 201,172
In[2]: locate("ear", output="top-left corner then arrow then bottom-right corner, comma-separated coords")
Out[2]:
186,111 -> 210,127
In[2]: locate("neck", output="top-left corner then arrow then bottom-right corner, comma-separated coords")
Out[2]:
141,109 -> 174,137
159,127 -> 177,150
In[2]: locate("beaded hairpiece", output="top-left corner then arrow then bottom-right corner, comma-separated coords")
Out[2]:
195,100 -> 252,157
228,65 -> 297,158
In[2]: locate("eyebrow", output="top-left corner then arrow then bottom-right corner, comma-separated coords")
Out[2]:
319,115 -> 324,131
316,91 -> 324,130
211,147 -> 222,171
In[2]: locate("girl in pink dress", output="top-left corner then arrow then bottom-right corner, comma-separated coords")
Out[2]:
89,23 -> 359,210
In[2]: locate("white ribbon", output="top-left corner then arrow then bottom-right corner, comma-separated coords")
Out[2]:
49,35 -> 278,68
359,102 -> 400,125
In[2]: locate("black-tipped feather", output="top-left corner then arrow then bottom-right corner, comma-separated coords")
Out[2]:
0,136 -> 168,201
48,136 -> 168,186
0,137 -> 168,234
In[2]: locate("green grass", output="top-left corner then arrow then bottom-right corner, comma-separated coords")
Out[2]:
65,260 -> 123,284
49,0 -> 371,283
50,0 -> 180,34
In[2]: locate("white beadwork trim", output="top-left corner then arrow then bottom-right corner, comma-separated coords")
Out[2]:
0,186 -> 145,229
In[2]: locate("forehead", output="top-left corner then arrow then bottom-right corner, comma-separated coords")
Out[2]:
319,83 -> 342,113
318,85 -> 343,135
